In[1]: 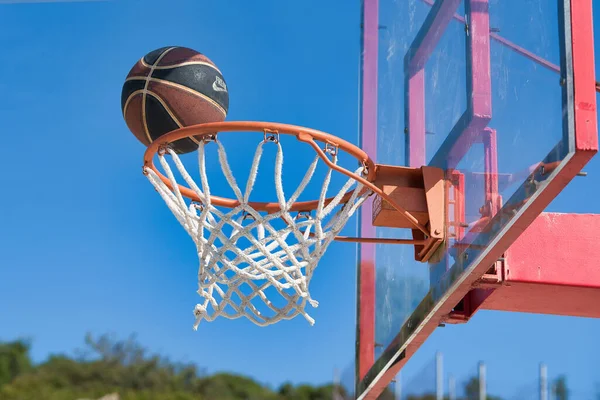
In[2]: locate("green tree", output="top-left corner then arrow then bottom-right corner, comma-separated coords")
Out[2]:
274,382 -> 346,400
0,339 -> 32,387
198,372 -> 277,400
462,375 -> 503,400
553,375 -> 568,400
464,376 -> 480,400
278,382 -> 295,397
406,394 -> 436,400
0,333 -> 344,400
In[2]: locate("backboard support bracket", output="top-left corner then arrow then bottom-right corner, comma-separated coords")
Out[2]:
444,258 -> 505,324
368,164 -> 446,262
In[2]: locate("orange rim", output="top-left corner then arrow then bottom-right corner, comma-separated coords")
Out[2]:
143,121 -> 377,213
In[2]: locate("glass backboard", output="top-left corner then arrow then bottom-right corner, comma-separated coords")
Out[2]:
356,0 -> 596,398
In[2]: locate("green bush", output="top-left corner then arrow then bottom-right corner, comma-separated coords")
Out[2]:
0,334 -> 346,400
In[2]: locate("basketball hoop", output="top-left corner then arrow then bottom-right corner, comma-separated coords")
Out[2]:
143,122 -> 376,328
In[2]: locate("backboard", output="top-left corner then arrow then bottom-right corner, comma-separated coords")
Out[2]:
356,0 -> 596,398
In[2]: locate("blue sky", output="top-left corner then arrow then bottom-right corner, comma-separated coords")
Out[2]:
0,0 -> 362,389
0,0 -> 599,398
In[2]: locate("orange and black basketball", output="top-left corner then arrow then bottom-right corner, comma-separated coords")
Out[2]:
121,46 -> 229,154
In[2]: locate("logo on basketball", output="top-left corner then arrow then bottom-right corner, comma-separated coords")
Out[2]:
213,76 -> 227,93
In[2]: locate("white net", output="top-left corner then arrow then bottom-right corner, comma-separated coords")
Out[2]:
144,136 -> 371,328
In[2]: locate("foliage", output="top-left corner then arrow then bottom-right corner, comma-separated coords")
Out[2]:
460,376 -> 502,400
3,334 -> 573,400
464,376 -> 482,400
0,339 -> 32,388
402,376 -> 504,400
406,394 -> 436,400
0,334 -> 345,400
553,375 -> 568,400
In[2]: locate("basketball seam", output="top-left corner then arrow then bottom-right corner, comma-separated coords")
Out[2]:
142,47 -> 177,144
125,62 -> 151,79
122,89 -> 143,117
127,76 -> 227,116
145,91 -> 200,145
140,58 -> 223,74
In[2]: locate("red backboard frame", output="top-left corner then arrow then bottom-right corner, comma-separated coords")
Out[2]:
356,0 -> 597,398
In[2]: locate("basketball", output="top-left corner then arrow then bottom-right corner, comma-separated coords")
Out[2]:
121,46 -> 229,154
